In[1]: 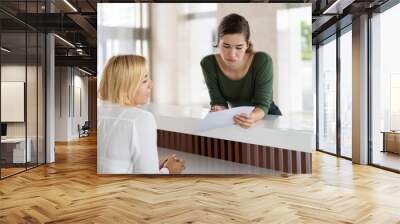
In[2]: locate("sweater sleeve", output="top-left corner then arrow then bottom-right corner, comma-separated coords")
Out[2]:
200,56 -> 229,108
251,53 -> 273,115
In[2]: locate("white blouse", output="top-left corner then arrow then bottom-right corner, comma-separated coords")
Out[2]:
97,100 -> 168,174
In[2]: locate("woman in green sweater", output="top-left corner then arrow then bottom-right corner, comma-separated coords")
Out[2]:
200,13 -> 281,129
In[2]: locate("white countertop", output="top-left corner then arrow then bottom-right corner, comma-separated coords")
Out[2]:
143,104 -> 315,153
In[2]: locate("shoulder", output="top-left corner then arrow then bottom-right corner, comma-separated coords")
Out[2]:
116,106 -> 155,123
200,54 -> 217,67
132,108 -> 155,122
253,51 -> 272,66
251,52 -> 273,79
133,108 -> 156,128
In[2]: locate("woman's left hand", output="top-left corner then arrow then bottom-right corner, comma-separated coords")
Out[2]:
233,113 -> 256,129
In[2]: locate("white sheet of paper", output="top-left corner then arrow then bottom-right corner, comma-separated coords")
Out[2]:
197,106 -> 255,132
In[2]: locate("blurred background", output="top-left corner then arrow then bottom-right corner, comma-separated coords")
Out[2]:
97,3 -> 313,118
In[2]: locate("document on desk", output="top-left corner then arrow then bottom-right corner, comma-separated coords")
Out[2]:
197,106 -> 254,132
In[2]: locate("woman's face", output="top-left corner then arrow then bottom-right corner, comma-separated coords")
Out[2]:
218,33 -> 248,67
132,73 -> 153,105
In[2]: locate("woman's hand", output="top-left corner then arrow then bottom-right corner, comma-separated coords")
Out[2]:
164,155 -> 186,174
210,105 -> 226,112
233,113 -> 256,129
233,107 -> 265,129
159,155 -> 171,169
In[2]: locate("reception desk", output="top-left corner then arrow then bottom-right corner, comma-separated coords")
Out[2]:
145,104 -> 315,174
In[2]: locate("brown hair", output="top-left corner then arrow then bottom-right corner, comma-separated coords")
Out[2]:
98,55 -> 146,106
214,13 -> 253,53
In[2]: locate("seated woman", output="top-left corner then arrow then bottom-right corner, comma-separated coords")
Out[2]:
201,13 -> 281,129
97,55 -> 185,174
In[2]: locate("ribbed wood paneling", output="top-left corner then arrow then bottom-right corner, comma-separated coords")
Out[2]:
157,130 -> 312,174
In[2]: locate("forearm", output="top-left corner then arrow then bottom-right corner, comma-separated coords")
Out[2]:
251,107 -> 266,121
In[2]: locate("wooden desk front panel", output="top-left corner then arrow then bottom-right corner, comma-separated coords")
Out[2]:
157,130 -> 312,174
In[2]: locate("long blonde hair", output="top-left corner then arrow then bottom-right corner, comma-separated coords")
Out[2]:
98,55 -> 146,106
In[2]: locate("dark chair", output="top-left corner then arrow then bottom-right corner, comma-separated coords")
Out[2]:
79,121 -> 90,138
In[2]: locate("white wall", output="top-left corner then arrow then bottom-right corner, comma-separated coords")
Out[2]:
55,67 -> 68,141
1,65 -> 35,137
72,74 -> 89,138
54,67 -> 89,141
1,64 -> 46,164
1,82 -> 25,122
151,4 -> 188,105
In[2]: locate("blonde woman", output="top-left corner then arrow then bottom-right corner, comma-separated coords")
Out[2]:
97,55 -> 185,174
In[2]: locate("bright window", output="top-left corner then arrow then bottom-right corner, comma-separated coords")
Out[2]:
318,37 -> 337,154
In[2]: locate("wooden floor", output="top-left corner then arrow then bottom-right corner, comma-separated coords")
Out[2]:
1,167 -> 26,178
1,163 -> 45,178
1,135 -> 400,223
373,151 -> 400,171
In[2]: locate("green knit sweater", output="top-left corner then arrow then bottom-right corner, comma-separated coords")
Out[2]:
200,52 -> 273,114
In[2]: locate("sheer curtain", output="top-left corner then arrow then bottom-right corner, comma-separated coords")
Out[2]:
97,3 -> 150,84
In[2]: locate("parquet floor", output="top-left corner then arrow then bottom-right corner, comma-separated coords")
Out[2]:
1,134 -> 400,223
1,167 -> 25,177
